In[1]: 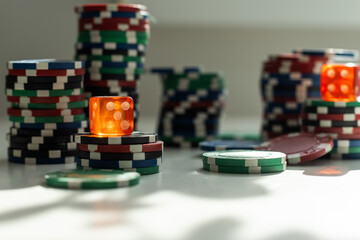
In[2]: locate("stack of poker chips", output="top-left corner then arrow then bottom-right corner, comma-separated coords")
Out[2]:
5,59 -> 87,164
74,3 -> 151,125
301,99 -> 360,160
73,132 -> 163,175
152,67 -> 227,148
260,48 -> 359,140
260,53 -> 328,139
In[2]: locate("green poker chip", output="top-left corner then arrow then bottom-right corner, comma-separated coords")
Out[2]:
331,146 -> 360,154
202,150 -> 286,167
203,162 -> 286,174
11,100 -> 88,109
75,54 -> 144,62
87,67 -> 144,75
215,132 -> 262,141
45,169 -> 140,189
9,113 -> 86,123
6,88 -> 83,97
78,165 -> 160,175
305,99 -> 360,107
77,36 -> 149,45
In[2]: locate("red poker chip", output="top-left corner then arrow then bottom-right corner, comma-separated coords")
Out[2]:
79,22 -> 150,32
77,141 -> 163,153
302,125 -> 360,134
79,18 -> 150,26
75,4 -> 147,13
256,132 -> 333,164
84,80 -> 137,88
7,108 -> 84,117
7,95 -> 84,104
301,113 -> 360,121
8,69 -> 85,77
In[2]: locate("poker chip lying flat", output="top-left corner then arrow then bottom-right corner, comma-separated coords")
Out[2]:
73,132 -> 157,145
203,162 -> 286,174
11,100 -> 88,109
6,81 -> 83,91
293,48 -> 359,61
7,95 -> 84,104
331,146 -> 360,154
13,120 -> 88,129
7,134 -> 73,144
76,157 -> 162,169
6,75 -> 83,84
202,150 -> 286,167
9,127 -> 85,137
8,108 -> 84,117
199,140 -> 262,151
328,153 -> 360,160
334,139 -> 360,147
8,68 -> 85,77
6,88 -> 83,97
78,165 -> 160,175
303,126 -> 360,134
302,119 -> 360,128
76,150 -> 163,161
304,106 -> 360,114
45,169 -> 140,189
305,99 -> 360,107
8,148 -> 77,158
9,141 -> 77,151
9,113 -> 86,123
77,141 -> 163,153
256,132 -> 334,164
8,155 -> 76,165
8,59 -> 85,70
302,113 -> 360,121
75,3 -> 147,12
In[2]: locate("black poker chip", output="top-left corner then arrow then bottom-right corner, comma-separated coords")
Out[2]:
73,132 -> 158,145
8,148 -> 77,158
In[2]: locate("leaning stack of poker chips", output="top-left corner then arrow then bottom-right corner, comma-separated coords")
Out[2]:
152,67 -> 227,147
301,99 -> 360,160
260,48 -> 360,140
5,60 -> 88,164
73,132 -> 163,175
74,3 -> 151,125
260,53 -> 328,139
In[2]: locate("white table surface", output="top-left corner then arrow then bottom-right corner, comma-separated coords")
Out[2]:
1,116 -> 360,240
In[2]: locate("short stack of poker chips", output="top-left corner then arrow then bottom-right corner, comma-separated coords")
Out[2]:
301,99 -> 360,160
5,59 -> 87,164
74,4 -> 151,126
260,48 -> 359,140
73,132 -> 163,175
152,67 -> 227,148
202,150 -> 287,174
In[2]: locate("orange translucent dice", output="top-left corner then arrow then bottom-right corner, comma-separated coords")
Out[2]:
321,63 -> 360,102
89,96 -> 134,136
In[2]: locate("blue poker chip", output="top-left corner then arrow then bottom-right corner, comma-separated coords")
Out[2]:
13,120 -> 88,129
8,59 -> 85,70
76,157 -> 162,169
333,139 -> 360,148
199,140 -> 262,151
85,61 -> 144,69
263,90 -> 320,98
151,66 -> 203,74
8,155 -> 76,164
76,42 -> 146,51
79,11 -> 149,19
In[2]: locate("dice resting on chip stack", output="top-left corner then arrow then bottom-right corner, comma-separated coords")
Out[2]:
5,59 -> 87,164
74,96 -> 163,175
260,48 -> 359,140
300,60 -> 360,160
151,67 -> 227,148
74,3 -> 151,127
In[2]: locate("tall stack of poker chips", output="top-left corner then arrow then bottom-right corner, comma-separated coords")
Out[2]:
74,3 -> 150,126
260,53 -> 328,139
152,67 -> 227,147
73,132 -> 163,175
5,60 -> 87,164
301,99 -> 360,160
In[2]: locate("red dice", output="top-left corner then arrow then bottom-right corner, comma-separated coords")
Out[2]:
321,63 -> 360,102
89,96 -> 134,136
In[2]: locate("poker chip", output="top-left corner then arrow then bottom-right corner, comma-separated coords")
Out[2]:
305,99 -> 360,107
76,150 -> 163,160
302,119 -> 360,128
256,133 -> 334,164
5,59 -> 86,164
151,66 -> 204,74
73,132 -> 157,145
333,139 -> 360,147
8,155 -> 76,165
6,88 -> 83,97
302,113 -> 360,121
76,48 -> 145,56
328,153 -> 360,159
75,157 -> 162,169
202,150 -> 286,167
203,162 -> 286,174
78,11 -> 149,19
45,169 -> 140,189
8,148 -> 77,158
75,3 -> 147,12
199,140 -> 261,151
77,141 -> 163,153
304,106 -> 360,114
78,165 -> 160,175
331,146 -> 360,154
293,48 -> 359,61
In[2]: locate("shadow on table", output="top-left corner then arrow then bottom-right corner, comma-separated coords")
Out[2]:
288,157 -> 360,177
